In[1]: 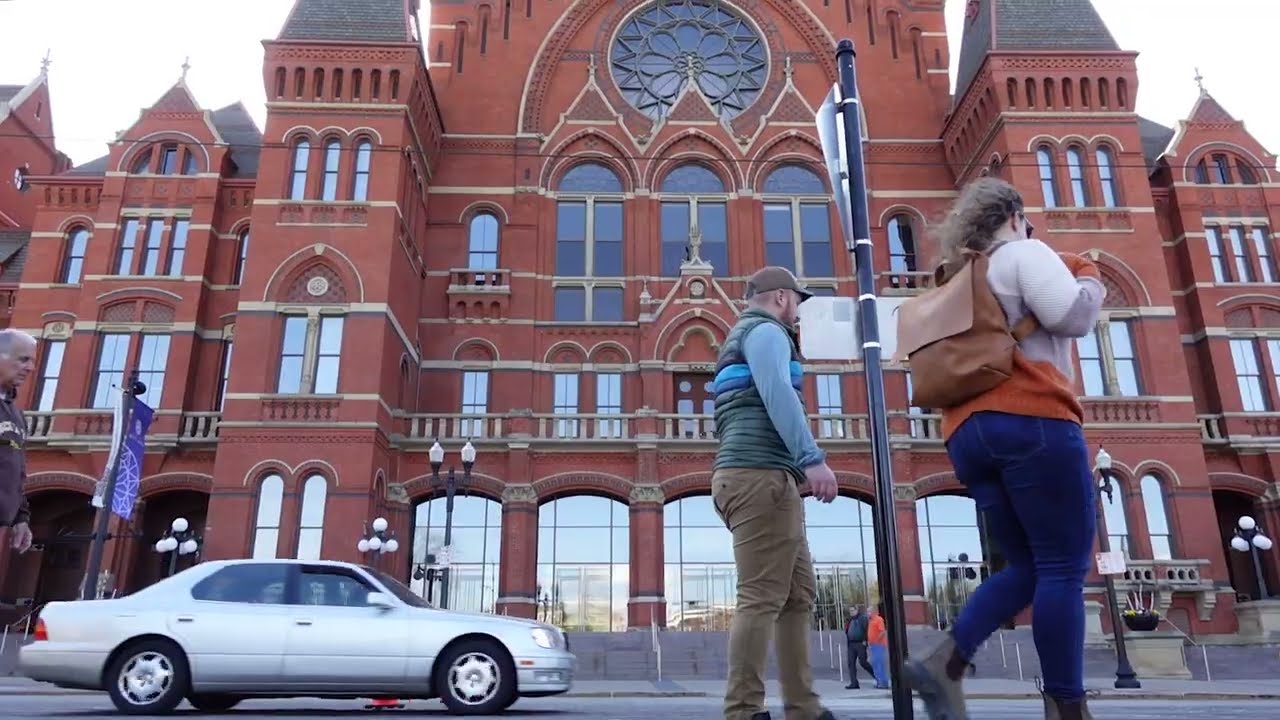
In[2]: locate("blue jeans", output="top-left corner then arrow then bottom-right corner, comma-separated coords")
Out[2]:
945,411 -> 1096,701
869,643 -> 889,688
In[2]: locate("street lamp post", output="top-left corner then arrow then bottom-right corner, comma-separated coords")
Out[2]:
1230,516 -> 1274,599
153,517 -> 202,578
1094,448 -> 1141,689
358,516 -> 400,567
428,439 -> 476,611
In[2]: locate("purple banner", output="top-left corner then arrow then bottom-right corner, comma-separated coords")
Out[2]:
110,397 -> 154,521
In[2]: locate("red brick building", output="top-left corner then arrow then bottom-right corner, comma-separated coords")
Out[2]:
1,0 -> 1277,638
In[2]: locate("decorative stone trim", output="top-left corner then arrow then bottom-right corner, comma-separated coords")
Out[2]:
502,484 -> 538,506
629,484 -> 665,504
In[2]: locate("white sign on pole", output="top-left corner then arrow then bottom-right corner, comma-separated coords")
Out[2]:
1095,551 -> 1127,575
798,297 -> 857,360
436,546 -> 453,568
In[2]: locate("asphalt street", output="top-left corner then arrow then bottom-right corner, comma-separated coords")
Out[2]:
1,694 -> 1277,719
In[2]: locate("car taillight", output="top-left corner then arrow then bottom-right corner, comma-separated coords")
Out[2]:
32,619 -> 48,641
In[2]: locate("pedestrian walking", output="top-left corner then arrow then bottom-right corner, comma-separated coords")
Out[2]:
843,605 -> 875,688
896,178 -> 1106,720
0,329 -> 37,556
867,604 -> 889,689
710,266 -> 838,720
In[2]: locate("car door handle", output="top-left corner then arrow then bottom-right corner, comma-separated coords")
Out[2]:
295,619 -> 313,626
176,616 -> 194,623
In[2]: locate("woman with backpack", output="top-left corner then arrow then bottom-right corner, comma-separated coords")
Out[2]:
895,178 -> 1106,720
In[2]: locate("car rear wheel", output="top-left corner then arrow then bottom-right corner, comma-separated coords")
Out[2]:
187,693 -> 242,712
105,638 -> 190,715
434,638 -> 516,715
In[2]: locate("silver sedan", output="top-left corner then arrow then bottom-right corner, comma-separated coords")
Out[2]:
19,559 -> 575,715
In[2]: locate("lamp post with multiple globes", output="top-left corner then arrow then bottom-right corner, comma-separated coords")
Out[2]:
1230,515 -> 1274,600
357,517 -> 400,566
428,439 -> 477,611
153,517 -> 202,578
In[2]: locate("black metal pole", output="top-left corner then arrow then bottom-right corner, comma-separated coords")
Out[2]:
167,548 -> 177,578
1095,469 -> 1140,688
81,368 -> 141,601
440,467 -> 456,610
1250,544 -> 1268,599
833,39 -> 911,716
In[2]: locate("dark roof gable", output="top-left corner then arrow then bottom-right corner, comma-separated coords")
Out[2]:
210,102 -> 263,178
1138,117 -> 1176,174
277,0 -> 413,43
955,0 -> 1119,105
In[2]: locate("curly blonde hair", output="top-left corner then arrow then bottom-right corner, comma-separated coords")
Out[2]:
934,177 -> 1024,282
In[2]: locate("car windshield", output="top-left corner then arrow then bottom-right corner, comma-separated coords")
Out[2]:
363,566 -> 433,609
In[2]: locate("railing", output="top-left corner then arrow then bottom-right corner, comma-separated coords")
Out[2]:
25,411 -> 53,439
260,397 -> 339,422
1116,559 -> 1211,590
1082,397 -> 1161,424
1225,412 -> 1280,438
1198,414 -> 1227,443
447,268 -> 511,290
180,412 -> 220,440
879,270 -> 934,294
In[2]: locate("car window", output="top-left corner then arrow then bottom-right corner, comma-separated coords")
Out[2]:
297,569 -> 375,607
191,564 -> 289,605
363,566 -> 432,609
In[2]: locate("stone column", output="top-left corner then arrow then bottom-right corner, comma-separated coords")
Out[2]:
892,485 -> 928,626
628,484 -> 666,628
495,484 -> 538,619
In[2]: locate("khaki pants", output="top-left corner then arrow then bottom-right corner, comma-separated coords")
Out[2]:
712,468 -> 823,720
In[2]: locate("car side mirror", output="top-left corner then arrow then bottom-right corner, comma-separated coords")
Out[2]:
366,592 -> 394,610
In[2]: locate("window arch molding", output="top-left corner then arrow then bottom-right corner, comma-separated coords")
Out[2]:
746,138 -> 827,190
759,163 -> 834,278
645,128 -> 743,188
1183,142 -> 1273,184
115,131 -> 211,174
541,130 -> 639,191
59,224 -> 91,284
459,201 -> 510,226
262,243 -> 366,304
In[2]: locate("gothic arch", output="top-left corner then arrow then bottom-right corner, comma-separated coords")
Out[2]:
747,131 -> 826,190
1086,250 -> 1152,306
519,0 -> 837,135
24,472 -> 97,496
533,472 -> 632,503
653,308 -> 733,361
241,460 -> 294,488
262,243 -> 366,303
399,471 -> 505,503
452,338 -> 500,363
545,341 -> 589,365
275,259 -> 351,304
1025,135 -> 1063,152
294,460 -> 342,488
647,131 -> 742,190
1132,460 -> 1184,487
665,323 -> 722,363
1208,472 -> 1271,499
542,130 -> 641,191
139,472 -> 214,499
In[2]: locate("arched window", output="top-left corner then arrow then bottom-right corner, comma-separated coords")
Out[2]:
411,494 -> 502,612
467,212 -> 500,270
536,495 -> 630,631
1238,162 -> 1259,185
554,163 -> 626,322
1065,146 -> 1088,207
659,164 -> 727,276
157,144 -> 180,175
917,494 -> 991,629
807,495 -> 879,631
1100,478 -> 1132,556
130,149 -> 153,175
61,227 -> 89,284
887,214 -> 918,285
233,228 -> 250,285
1140,474 -> 1172,559
664,495 -> 734,630
289,139 -> 310,200
1036,146 -> 1058,208
1096,146 -> 1119,208
760,165 -> 833,277
321,138 -> 341,201
352,139 -> 373,201
252,474 -> 285,559
296,474 -> 328,560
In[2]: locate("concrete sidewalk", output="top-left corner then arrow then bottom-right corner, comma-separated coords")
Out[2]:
3,676 -> 1279,701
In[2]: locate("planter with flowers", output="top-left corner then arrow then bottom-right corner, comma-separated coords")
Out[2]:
1121,582 -> 1161,632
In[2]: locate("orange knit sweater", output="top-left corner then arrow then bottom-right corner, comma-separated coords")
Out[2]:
940,257 -> 1099,441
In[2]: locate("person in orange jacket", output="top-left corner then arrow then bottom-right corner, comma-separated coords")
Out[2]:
867,604 -> 890,689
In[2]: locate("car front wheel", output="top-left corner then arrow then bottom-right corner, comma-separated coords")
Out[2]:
105,638 -> 190,715
434,638 -> 517,715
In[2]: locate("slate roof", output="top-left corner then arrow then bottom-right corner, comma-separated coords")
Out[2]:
955,0 -> 1120,104
277,0 -> 413,43
0,85 -> 23,105
1138,117 -> 1176,174
0,230 -> 30,285
66,155 -> 109,176
210,102 -> 263,178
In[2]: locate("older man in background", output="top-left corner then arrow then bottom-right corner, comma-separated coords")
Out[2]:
0,329 -> 37,555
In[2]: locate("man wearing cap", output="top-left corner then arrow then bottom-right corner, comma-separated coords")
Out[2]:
710,266 -> 839,720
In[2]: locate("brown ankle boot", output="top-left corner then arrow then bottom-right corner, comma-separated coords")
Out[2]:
1042,693 -> 1094,720
903,633 -> 970,720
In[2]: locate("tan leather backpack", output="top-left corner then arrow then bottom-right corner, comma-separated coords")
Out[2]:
894,249 -> 1038,409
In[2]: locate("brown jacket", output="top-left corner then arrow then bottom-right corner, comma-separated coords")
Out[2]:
0,390 -> 29,527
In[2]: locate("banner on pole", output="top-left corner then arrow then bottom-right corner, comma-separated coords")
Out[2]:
110,397 -> 154,521
90,387 -> 125,508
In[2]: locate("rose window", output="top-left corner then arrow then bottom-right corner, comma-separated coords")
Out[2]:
610,0 -> 768,120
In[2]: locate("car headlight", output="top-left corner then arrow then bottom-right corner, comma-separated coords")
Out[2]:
531,627 -> 557,649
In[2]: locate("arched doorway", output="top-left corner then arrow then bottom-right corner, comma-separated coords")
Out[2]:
3,490 -> 95,606
408,493 -> 502,613
129,490 -> 210,592
536,494 -> 629,632
916,493 -> 992,630
1213,489 -> 1266,601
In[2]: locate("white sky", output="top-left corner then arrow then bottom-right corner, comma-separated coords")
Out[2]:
1,0 -> 1275,167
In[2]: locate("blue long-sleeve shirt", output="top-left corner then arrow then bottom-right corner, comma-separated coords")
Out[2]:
741,322 -> 827,469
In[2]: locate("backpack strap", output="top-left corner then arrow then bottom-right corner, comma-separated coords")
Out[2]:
1010,315 -> 1038,341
